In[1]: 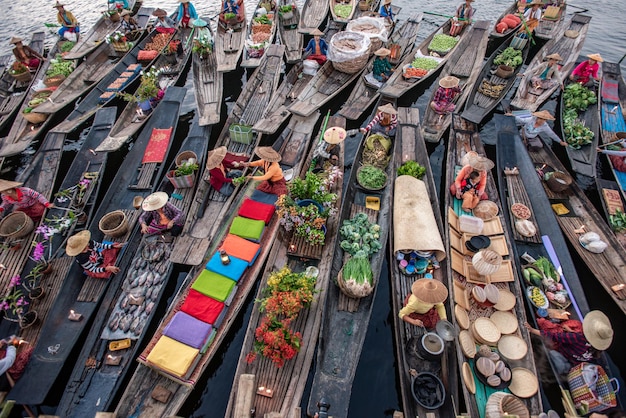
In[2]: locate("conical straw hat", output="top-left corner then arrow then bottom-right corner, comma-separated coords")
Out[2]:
587,53 -> 603,62
323,127 -> 347,144
467,153 -> 494,171
532,110 -> 555,121
66,230 -> 91,257
377,103 -> 397,115
0,179 -> 23,192
583,310 -> 614,350
206,146 -> 227,169
439,75 -> 460,89
254,146 -> 281,162
545,53 -> 562,61
9,37 -> 23,45
141,192 -> 169,211
411,279 -> 448,304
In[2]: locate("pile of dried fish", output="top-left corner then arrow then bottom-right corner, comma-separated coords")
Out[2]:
478,79 -> 505,98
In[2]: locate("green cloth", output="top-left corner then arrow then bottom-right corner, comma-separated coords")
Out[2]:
191,269 -> 236,302
229,216 -> 265,241
373,57 -> 392,76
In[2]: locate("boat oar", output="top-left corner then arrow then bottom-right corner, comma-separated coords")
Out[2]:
44,23 -> 60,28
423,11 -> 467,21
619,52 -> 626,64
598,137 -> 625,148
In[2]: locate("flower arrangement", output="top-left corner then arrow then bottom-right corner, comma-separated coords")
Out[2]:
105,31 -> 128,44
9,62 -> 28,75
0,275 -> 29,323
55,176 -> 92,207
164,40 -> 180,55
120,67 -> 163,103
192,34 -> 213,56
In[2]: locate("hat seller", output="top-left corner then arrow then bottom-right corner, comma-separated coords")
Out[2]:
0,180 -> 53,222
449,152 -> 494,210
398,279 -> 449,329
139,192 -> 185,236
360,102 -> 398,137
239,147 -> 287,196
206,146 -> 246,197
66,230 -> 125,278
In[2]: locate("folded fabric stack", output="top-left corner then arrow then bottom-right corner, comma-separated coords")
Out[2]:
98,63 -> 142,103
145,192 -> 276,380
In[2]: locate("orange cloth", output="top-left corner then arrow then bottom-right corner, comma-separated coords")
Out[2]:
158,210 -> 170,226
249,160 -> 284,182
454,165 -> 487,196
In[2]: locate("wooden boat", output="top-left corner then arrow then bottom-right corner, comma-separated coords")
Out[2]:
225,114 -> 342,418
192,22 -> 223,126
215,2 -> 248,72
378,19 -> 466,100
510,14 -> 591,112
445,114 -> 542,416
56,116 -> 207,418
338,13 -> 423,121
0,32 -> 45,132
52,28 -> 178,135
169,44 -> 286,266
534,2 -> 567,40
299,0 -> 328,34
388,107 -> 457,418
63,0 -> 138,60
461,34 -> 530,124
114,109 -> 317,418
241,0 -> 278,68
421,20 -> 490,143
277,1 -> 303,63
494,112 -> 623,415
596,177 -> 626,250
557,55 -> 600,178
96,27 -> 193,152
306,98 -> 395,417
329,0 -> 357,24
489,1 -> 522,41
7,87 -> 187,407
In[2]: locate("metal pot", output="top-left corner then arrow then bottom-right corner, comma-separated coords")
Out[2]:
411,372 -> 445,410
417,332 -> 444,361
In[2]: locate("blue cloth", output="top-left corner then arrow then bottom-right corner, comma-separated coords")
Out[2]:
379,4 -> 394,19
251,189 -> 278,205
304,38 -> 328,56
223,0 -> 240,14
176,2 -> 198,22
205,252 -> 248,282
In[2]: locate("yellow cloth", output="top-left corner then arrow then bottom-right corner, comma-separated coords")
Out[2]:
57,10 -> 78,27
249,160 -> 284,182
398,294 -> 447,321
146,335 -> 199,377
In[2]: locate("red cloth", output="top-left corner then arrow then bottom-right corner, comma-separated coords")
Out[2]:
404,294 -> 441,329
609,155 -> 626,173
142,128 -> 173,164
256,177 -> 287,195
16,202 -> 46,222
0,345 -> 33,380
180,289 -> 225,325
84,247 -> 120,279
307,55 -> 327,65
156,27 -> 176,34
537,318 -> 583,351
238,198 -> 275,224
137,50 -> 158,61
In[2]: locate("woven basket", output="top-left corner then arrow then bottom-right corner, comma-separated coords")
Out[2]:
0,212 -> 35,239
329,32 -> 370,74
166,170 -> 196,189
546,171 -> 572,192
485,392 -> 530,418
99,210 -> 128,238
43,74 -> 66,87
495,65 -> 514,79
22,111 -> 48,124
356,165 -> 388,190
358,0 -> 370,11
111,41 -> 131,53
336,268 -> 374,298
109,11 -> 120,22
175,151 -> 198,167
11,71 -> 32,83
472,249 -> 502,276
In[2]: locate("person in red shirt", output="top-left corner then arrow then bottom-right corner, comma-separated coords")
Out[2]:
240,147 -> 287,195
206,146 -> 246,196
0,180 -> 52,222
569,53 -> 603,87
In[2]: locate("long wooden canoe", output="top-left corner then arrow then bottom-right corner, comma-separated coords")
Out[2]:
169,44 -> 286,266
510,14 -> 591,112
306,97 -> 395,417
96,27 -> 193,152
299,0 -> 328,34
378,19 -> 465,99
421,20 -> 490,143
389,107 -> 458,418
446,114 -> 542,416
329,0 -> 357,24
192,22 -> 223,126
338,13 -> 423,121
242,1 -> 279,68
0,32 -> 45,132
596,177 -> 626,250
215,4 -> 248,73
278,2 -> 303,64
7,87 -> 187,407
461,34 -> 530,124
534,2 -> 567,41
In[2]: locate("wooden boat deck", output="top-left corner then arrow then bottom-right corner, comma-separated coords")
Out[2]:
446,114 -> 543,416
338,13 -> 423,121
534,3 -> 567,40
192,23 -> 222,126
299,0 -> 328,34
215,11 -> 248,73
511,14 -> 591,112
596,177 -> 626,250
421,20 -> 490,143
278,4 -> 303,64
242,1 -> 278,68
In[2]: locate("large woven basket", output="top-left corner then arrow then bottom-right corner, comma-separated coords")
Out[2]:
0,212 -> 35,239
43,74 -> 66,87
175,151 -> 198,167
11,71 -> 32,83
545,171 -> 572,192
111,41 -> 131,53
22,111 -> 48,124
336,267 -> 374,298
485,392 -> 530,418
99,210 -> 128,238
329,32 -> 370,74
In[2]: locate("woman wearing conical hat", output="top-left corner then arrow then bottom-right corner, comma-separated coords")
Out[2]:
430,76 -> 461,115
449,152 -> 494,209
379,0 -> 395,23
175,0 -> 198,28
372,47 -> 393,82
119,10 -> 139,37
304,29 -> 328,66
240,147 -> 287,195
54,2 -> 80,40
399,279 -> 448,329
139,192 -> 185,236
0,180 -> 52,222
66,230 -> 125,278
10,37 -> 44,70
360,103 -> 398,137
518,53 -> 564,98
153,9 -> 176,29
206,146 -> 246,196
569,53 -> 603,88
506,109 -> 567,149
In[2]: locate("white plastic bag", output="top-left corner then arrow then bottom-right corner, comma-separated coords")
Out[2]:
327,31 -> 370,63
63,31 -> 77,42
303,59 -> 319,75
346,16 -> 389,43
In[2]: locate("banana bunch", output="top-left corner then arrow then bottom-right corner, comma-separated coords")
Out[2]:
529,287 -> 547,307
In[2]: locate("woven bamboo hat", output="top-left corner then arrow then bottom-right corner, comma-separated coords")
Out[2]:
255,146 -> 282,162
324,127 -> 347,144
494,288 -> 516,311
545,53 -> 562,61
0,179 -> 23,192
529,0 -> 543,6
383,0 -> 392,4
411,279 -> 448,304
53,1 -> 65,8
587,53 -> 604,63
509,368 -> 538,398
193,18 -> 208,27
120,10 -> 132,17
490,311 -> 518,334
439,75 -> 460,89
467,153 -> 494,171
9,37 -> 23,45
66,230 -> 91,257
374,47 -> 391,57
153,8 -> 168,17
142,191 -> 169,211
206,146 -> 227,169
532,110 -> 555,121
378,103 -> 397,115
583,310 -> 614,350
311,28 -> 324,36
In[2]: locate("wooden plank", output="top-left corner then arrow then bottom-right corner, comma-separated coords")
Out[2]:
233,374 -> 255,418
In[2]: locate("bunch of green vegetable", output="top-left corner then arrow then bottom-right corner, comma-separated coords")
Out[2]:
357,165 -> 387,189
410,57 -> 439,71
334,4 -> 352,18
289,171 -> 337,209
232,176 -> 247,186
563,83 -> 597,112
609,209 -> 626,233
339,212 -> 382,258
60,41 -> 75,53
46,56 -> 74,78
534,256 -> 559,282
224,12 -> 236,20
428,34 -> 459,53
563,119 -> 594,149
342,256 -> 373,286
522,266 -> 543,287
253,14 -> 272,25
174,162 -> 198,177
493,47 -> 523,68
397,160 -> 426,179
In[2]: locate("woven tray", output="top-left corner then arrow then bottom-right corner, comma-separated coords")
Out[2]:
472,317 -> 501,345
489,311 -> 518,335
498,335 -> 528,361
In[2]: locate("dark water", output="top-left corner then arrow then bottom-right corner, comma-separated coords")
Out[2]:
4,0 -> 626,417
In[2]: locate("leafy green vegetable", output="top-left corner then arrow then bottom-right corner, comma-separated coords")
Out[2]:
563,83 -> 596,112
339,213 -> 382,258
535,256 -> 559,282
253,14 -> 271,25
334,4 -> 352,18
428,34 -> 459,53
357,165 -> 387,189
563,119 -> 593,149
493,47 -> 523,68
46,56 -> 74,78
343,256 -> 373,285
410,57 -> 439,71
60,41 -> 75,53
397,160 -> 426,179
610,209 -> 626,233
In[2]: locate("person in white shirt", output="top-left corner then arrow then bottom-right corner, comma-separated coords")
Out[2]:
0,337 -> 19,375
506,109 -> 566,150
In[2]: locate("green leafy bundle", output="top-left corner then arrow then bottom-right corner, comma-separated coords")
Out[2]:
397,160 -> 426,179
493,47 -> 523,68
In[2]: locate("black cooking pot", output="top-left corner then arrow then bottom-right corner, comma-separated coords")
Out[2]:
411,372 -> 445,410
416,332 -> 444,361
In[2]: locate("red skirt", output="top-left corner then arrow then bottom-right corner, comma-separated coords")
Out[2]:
84,247 -> 120,279
404,294 -> 441,329
307,55 -> 327,65
16,202 -> 46,222
257,177 -> 287,196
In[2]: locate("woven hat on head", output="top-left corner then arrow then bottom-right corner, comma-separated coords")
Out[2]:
377,103 -> 397,115
0,179 -> 23,193
153,8 -> 167,17
374,47 -> 391,57
206,146 -> 227,169
587,53 -> 603,62
467,153 -> 494,171
53,1 -> 65,8
545,53 -> 562,61
532,110 -> 555,121
9,37 -> 23,45
383,0 -> 392,4
583,310 -> 614,350
311,28 -> 324,36
324,127 -> 346,144
193,18 -> 208,27
120,10 -> 132,17
529,0 -> 543,5
439,75 -> 460,89
255,146 -> 281,162
180,0 -> 190,2
66,230 -> 91,257
142,191 -> 169,211
411,279 -> 449,304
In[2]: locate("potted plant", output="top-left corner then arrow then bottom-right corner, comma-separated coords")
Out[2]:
0,275 -> 38,329
192,34 -> 213,58
166,160 -> 199,189
105,30 -> 133,53
163,40 -> 181,64
119,67 -> 163,117
223,12 -> 237,25
278,4 -> 294,20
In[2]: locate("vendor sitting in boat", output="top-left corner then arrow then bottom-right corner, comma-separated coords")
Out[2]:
176,0 -> 198,28
139,192 -> 184,237
430,76 -> 461,116
303,29 -> 328,66
379,0 -> 394,23
399,279 -> 448,329
525,310 -> 613,376
66,230 -> 125,278
518,53 -> 563,98
206,146 -> 246,197
108,0 -> 129,9
360,103 -> 398,137
0,180 -> 53,222
372,48 -> 393,82
449,152 -> 493,207
569,53 -> 603,88
119,10 -> 139,37
240,147 -> 288,196
54,1 -> 80,40
507,109 -> 566,149
454,0 -> 474,26
10,37 -> 44,71
220,0 -> 245,25
521,0 -> 543,33
153,9 -> 176,29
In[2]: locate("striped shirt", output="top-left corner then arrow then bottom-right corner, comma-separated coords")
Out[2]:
364,111 -> 397,133
0,187 -> 50,214
541,329 -> 596,364
75,240 -> 115,273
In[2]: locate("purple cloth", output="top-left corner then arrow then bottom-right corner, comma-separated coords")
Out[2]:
163,311 -> 213,349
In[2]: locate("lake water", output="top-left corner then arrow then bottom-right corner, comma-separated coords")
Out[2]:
4,0 -> 626,417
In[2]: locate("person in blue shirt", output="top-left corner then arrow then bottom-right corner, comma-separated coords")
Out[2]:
379,0 -> 394,22
304,29 -> 328,65
176,0 -> 198,28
